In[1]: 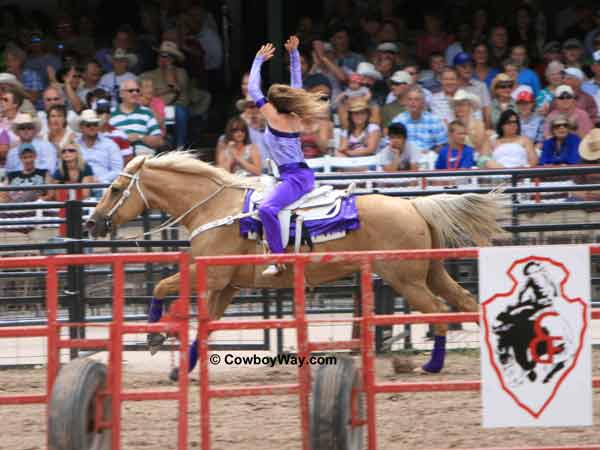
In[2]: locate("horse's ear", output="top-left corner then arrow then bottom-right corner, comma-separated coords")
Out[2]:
125,155 -> 147,173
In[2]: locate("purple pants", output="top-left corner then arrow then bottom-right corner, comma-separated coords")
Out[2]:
258,163 -> 314,254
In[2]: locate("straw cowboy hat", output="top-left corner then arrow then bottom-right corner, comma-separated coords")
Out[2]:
155,41 -> 185,63
11,113 -> 41,134
70,109 -> 103,133
579,129 -> 600,161
0,72 -> 26,93
347,97 -> 370,113
235,95 -> 256,112
490,73 -> 514,92
108,48 -> 138,68
451,89 -> 481,110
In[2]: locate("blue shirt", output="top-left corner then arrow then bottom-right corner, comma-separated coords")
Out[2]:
77,135 -> 123,183
539,133 -> 581,165
517,68 -> 542,97
390,111 -> 447,151
473,68 -> 500,89
435,144 -> 475,169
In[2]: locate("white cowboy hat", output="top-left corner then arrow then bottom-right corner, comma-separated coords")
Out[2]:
70,109 -> 103,133
451,89 -> 481,110
0,72 -> 26,93
235,95 -> 256,112
11,113 -> 41,135
356,62 -> 383,81
108,48 -> 138,68
579,128 -> 600,161
154,41 -> 185,63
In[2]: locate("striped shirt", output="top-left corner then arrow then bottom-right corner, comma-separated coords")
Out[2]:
390,111 -> 447,151
109,105 -> 161,155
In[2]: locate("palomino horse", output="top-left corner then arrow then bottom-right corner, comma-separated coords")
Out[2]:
86,152 -> 504,373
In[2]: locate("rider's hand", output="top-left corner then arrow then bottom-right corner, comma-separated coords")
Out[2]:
256,43 -> 276,61
284,35 -> 300,53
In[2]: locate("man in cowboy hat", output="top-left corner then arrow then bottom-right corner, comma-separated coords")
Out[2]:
140,41 -> 190,147
0,73 -> 36,114
5,113 -> 56,173
98,48 -> 137,107
75,109 -> 123,183
572,128 -> 600,200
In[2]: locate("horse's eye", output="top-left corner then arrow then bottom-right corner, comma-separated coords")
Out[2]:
110,186 -> 121,194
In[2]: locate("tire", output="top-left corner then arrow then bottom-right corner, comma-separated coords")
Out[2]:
48,358 -> 112,450
311,356 -> 364,450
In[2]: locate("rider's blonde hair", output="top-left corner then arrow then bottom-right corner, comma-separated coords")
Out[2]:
267,84 -> 329,121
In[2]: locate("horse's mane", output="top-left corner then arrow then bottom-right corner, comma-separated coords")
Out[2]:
135,150 -> 262,189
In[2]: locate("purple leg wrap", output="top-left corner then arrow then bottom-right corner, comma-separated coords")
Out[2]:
188,339 -> 198,372
148,297 -> 163,323
258,167 -> 314,254
421,335 -> 446,373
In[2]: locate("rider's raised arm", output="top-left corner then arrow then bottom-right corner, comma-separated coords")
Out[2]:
249,51 -> 281,124
289,48 -> 302,89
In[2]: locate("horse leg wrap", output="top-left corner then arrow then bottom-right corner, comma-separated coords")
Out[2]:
170,339 -> 199,382
148,297 -> 164,323
421,335 -> 446,373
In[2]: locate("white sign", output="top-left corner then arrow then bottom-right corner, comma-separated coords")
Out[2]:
479,245 -> 592,427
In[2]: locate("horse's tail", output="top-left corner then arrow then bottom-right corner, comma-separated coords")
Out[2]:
411,190 -> 507,248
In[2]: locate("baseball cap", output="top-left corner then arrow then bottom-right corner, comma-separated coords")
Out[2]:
390,70 -> 412,84
512,85 -> 534,103
18,143 -> 36,156
562,38 -> 583,50
555,85 -> 575,97
563,67 -> 585,81
452,52 -> 472,66
377,42 -> 399,53
542,41 -> 561,54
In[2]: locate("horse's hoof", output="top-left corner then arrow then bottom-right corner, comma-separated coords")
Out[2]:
147,333 -> 166,355
169,367 -> 179,382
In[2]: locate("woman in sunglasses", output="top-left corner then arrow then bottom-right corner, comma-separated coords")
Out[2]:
50,143 -> 95,198
215,116 -> 261,176
543,85 -> 594,139
490,73 -> 516,129
481,109 -> 537,168
248,36 -> 328,276
539,115 -> 581,166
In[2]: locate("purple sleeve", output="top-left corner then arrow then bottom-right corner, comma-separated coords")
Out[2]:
290,49 -> 302,88
248,55 -> 267,105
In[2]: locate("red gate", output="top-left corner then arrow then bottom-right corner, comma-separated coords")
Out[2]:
0,248 -> 599,450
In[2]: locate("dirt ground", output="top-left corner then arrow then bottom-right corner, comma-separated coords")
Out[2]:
1,350 -> 600,450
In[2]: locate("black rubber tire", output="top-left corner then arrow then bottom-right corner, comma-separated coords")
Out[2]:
48,358 -> 112,450
311,356 -> 364,450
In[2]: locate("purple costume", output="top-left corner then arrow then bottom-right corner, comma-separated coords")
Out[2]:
249,50 -> 315,254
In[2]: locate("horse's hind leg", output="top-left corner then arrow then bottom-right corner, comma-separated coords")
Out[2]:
427,260 -> 478,313
378,262 -> 450,373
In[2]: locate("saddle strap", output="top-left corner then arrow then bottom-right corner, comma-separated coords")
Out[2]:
189,211 -> 256,241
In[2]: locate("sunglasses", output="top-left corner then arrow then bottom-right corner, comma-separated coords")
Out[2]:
497,82 -> 514,89
123,88 -> 140,94
557,94 -> 574,100
391,81 -> 408,86
159,52 -> 173,58
505,119 -> 519,125
552,123 -> 568,129
17,124 -> 35,131
81,121 -> 99,127
62,147 -> 77,153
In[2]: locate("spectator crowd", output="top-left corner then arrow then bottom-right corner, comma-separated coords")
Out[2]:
0,1 -> 223,202
215,2 -> 600,179
4,1 -> 600,205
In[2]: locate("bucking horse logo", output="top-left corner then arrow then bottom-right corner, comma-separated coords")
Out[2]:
481,256 -> 588,418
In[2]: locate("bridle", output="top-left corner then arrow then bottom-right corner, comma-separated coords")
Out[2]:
100,166 -> 236,239
103,170 -> 150,232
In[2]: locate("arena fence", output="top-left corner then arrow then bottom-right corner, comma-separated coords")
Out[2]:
0,248 -> 599,450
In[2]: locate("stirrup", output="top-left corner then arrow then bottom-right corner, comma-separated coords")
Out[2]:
262,264 -> 285,277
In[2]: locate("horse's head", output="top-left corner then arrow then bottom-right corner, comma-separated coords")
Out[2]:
86,156 -> 149,237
